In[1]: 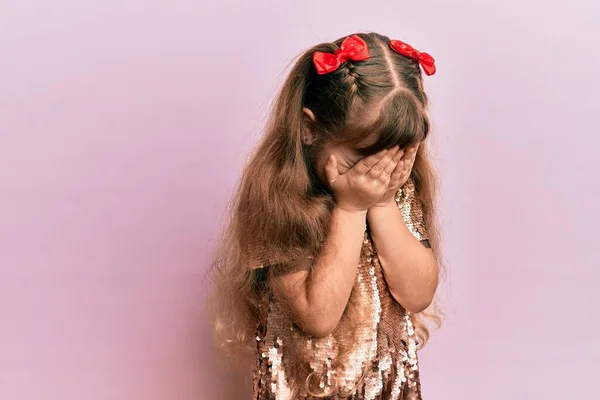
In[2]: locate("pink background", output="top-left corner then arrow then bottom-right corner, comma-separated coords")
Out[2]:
1,1 -> 599,399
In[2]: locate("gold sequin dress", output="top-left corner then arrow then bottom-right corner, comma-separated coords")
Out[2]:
252,178 -> 428,400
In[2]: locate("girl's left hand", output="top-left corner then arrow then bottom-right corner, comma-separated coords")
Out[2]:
372,144 -> 420,208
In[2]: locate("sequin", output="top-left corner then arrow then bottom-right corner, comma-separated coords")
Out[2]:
252,178 -> 428,399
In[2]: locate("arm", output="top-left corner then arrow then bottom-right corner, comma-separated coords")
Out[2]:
367,199 -> 438,313
269,148 -> 400,338
269,207 -> 366,338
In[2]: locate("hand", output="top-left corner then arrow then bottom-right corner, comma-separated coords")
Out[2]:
372,143 -> 419,208
325,147 -> 401,213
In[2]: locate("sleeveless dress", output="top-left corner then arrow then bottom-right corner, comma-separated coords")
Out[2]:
252,178 -> 429,400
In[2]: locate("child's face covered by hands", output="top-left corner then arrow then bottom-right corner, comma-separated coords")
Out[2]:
315,143 -> 420,211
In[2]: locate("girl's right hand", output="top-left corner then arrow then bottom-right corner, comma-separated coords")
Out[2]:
324,147 -> 402,213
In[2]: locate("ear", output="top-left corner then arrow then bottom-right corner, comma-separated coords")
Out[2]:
301,107 -> 317,145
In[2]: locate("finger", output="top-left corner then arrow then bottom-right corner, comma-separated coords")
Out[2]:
382,148 -> 404,177
405,157 -> 415,173
401,158 -> 414,182
368,147 -> 400,180
324,154 -> 339,185
405,149 -> 417,171
410,145 -> 419,162
391,153 -> 406,176
353,148 -> 388,175
402,145 -> 419,161
390,160 -> 405,183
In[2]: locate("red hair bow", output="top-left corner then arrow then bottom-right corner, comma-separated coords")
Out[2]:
313,35 -> 370,75
389,39 -> 436,76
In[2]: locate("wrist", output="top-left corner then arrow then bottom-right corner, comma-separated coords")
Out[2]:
334,205 -> 368,218
371,199 -> 398,209
367,200 -> 398,219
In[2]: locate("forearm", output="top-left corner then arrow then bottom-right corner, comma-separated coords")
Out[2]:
270,206 -> 366,337
367,201 -> 438,312
303,207 -> 366,334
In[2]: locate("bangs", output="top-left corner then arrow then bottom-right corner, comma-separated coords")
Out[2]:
336,89 -> 429,156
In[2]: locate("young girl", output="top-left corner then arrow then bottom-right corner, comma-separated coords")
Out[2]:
209,32 -> 441,399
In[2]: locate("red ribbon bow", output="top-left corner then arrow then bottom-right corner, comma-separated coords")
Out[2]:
389,39 -> 436,76
312,35 -> 370,75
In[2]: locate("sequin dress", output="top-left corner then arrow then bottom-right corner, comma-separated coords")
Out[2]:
252,178 -> 429,400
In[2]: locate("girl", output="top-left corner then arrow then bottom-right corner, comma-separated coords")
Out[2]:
208,32 -> 441,399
